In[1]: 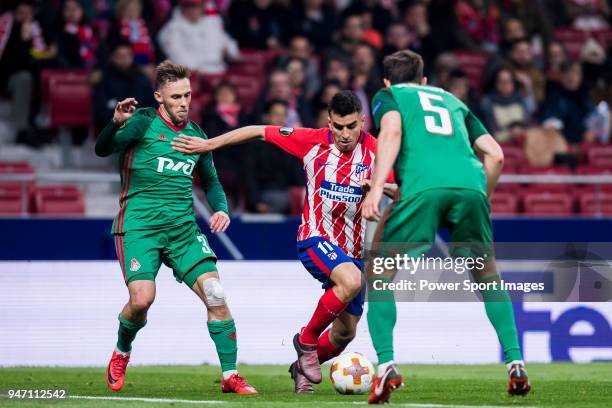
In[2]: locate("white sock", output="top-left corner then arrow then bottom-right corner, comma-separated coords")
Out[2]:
222,369 -> 238,380
506,360 -> 525,371
114,347 -> 130,356
377,360 -> 394,377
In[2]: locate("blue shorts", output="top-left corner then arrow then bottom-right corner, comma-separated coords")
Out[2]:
297,237 -> 365,316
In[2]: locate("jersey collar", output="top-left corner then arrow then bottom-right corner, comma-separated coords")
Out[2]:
157,108 -> 188,132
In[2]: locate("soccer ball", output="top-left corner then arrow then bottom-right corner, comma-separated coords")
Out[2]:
329,352 -> 375,395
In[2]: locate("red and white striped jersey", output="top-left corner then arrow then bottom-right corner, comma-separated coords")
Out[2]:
264,126 -> 392,258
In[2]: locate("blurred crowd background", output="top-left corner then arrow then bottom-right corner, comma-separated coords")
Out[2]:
0,0 -> 611,215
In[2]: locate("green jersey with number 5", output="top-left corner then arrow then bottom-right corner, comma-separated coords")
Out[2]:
371,83 -> 488,199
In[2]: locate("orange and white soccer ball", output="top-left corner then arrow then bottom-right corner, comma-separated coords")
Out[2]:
329,352 -> 375,394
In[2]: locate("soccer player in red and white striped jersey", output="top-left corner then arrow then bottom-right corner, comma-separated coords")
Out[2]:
172,91 -> 395,393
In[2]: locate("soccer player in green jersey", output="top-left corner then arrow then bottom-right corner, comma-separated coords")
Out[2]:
362,50 -> 530,403
95,61 -> 256,395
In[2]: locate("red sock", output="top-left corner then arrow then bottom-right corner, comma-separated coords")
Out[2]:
300,289 -> 347,345
317,329 -> 343,363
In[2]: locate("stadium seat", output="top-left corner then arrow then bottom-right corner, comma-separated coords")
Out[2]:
586,145 -> 612,168
451,50 -> 489,93
500,145 -> 525,169
228,49 -> 268,77
0,183 -> 25,215
490,191 -> 519,215
288,186 -> 306,215
31,185 -> 85,215
522,192 -> 574,215
0,161 -> 34,174
578,192 -> 612,215
554,28 -> 589,59
227,75 -> 263,113
593,29 -> 612,51
47,72 -> 93,127
41,69 -> 90,108
520,166 -> 573,193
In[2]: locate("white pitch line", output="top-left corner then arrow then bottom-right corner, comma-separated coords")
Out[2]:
352,403 -> 539,408
70,395 -> 226,404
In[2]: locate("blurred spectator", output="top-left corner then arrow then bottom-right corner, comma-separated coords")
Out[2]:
93,39 -> 155,130
354,7 -> 384,50
324,55 -> 351,88
382,22 -> 411,57
545,41 -> 568,82
243,99 -> 304,213
454,0 -> 500,52
201,81 -> 246,210
506,38 -> 544,105
351,42 -> 381,129
55,0 -> 96,68
289,0 -> 337,51
109,0 -> 155,67
480,66 -> 531,143
344,0 -> 396,35
499,0 -> 552,48
447,68 -> 481,116
158,0 -> 239,74
314,106 -> 328,128
501,17 -> 527,44
0,0 -> 52,145
430,52 -> 459,88
227,0 -> 284,50
311,79 -> 342,113
277,36 -> 320,100
403,0 -> 437,66
254,69 -> 313,127
283,57 -> 308,101
564,0 -> 610,30
333,13 -> 365,58
541,60 -> 595,144
580,38 -> 608,90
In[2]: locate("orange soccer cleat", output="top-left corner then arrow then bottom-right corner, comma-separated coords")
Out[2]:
221,373 -> 258,394
105,351 -> 130,391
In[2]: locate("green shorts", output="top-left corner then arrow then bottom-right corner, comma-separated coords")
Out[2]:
375,188 -> 493,258
114,221 -> 217,288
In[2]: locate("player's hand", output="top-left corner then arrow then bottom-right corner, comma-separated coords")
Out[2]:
360,179 -> 372,193
209,211 -> 230,233
362,186 -> 383,222
113,98 -> 138,126
172,136 -> 214,154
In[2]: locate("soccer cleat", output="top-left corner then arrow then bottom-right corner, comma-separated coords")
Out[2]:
105,351 -> 130,391
221,373 -> 258,394
507,361 -> 531,396
368,364 -> 404,404
289,361 -> 314,393
293,332 -> 322,384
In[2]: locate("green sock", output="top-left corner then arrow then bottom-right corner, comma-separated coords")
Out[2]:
479,276 -> 523,364
208,320 -> 237,372
116,314 -> 146,353
367,278 -> 397,365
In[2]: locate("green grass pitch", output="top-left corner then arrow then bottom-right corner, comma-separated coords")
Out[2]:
1,363 -> 611,407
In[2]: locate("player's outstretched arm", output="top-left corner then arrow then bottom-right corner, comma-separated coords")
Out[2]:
172,125 -> 266,154
473,134 -> 504,198
95,98 -> 138,157
362,111 -> 402,221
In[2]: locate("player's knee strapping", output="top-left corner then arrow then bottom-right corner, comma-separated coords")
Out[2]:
478,275 -> 522,363
116,314 -> 146,353
203,278 -> 226,307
